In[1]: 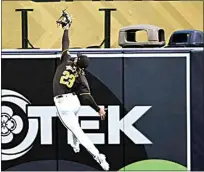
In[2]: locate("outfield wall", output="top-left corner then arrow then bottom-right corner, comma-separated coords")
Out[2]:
1,48 -> 204,171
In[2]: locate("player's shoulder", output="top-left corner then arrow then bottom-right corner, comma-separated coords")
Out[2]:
60,51 -> 72,62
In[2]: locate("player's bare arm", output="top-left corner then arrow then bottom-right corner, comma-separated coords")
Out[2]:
56,10 -> 72,62
62,30 -> 70,54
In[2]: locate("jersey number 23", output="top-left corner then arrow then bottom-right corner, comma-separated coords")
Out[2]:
60,71 -> 76,88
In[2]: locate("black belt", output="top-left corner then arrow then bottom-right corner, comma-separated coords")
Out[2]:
56,92 -> 76,99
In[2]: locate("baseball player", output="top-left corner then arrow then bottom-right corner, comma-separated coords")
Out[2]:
53,11 -> 109,171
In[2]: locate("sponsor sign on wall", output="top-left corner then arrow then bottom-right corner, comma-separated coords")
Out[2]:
1,50 -> 199,171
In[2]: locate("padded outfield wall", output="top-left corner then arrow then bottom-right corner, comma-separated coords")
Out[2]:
1,48 -> 204,171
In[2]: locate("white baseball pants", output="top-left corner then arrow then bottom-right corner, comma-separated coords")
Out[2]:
54,93 -> 100,157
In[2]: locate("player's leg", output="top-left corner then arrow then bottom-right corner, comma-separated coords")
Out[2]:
58,110 -> 109,170
72,132 -> 80,152
68,124 -> 80,153
54,96 -> 98,156
58,108 -> 99,156
68,97 -> 80,153
56,110 -> 78,152
55,95 -> 79,153
70,108 -> 81,153
54,96 -> 109,170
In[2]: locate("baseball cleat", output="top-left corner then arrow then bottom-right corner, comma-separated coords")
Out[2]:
94,154 -> 110,171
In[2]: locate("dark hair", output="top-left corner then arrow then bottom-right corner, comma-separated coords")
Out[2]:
77,53 -> 90,69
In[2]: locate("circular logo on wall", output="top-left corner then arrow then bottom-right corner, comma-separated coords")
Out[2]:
1,89 -> 39,161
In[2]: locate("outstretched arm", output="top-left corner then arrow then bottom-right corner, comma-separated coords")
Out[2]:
61,29 -> 71,61
59,12 -> 72,61
62,29 -> 70,53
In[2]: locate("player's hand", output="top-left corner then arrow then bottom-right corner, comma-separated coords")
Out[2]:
98,107 -> 106,120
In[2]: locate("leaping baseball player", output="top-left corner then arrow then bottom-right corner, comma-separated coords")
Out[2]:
53,10 -> 110,171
